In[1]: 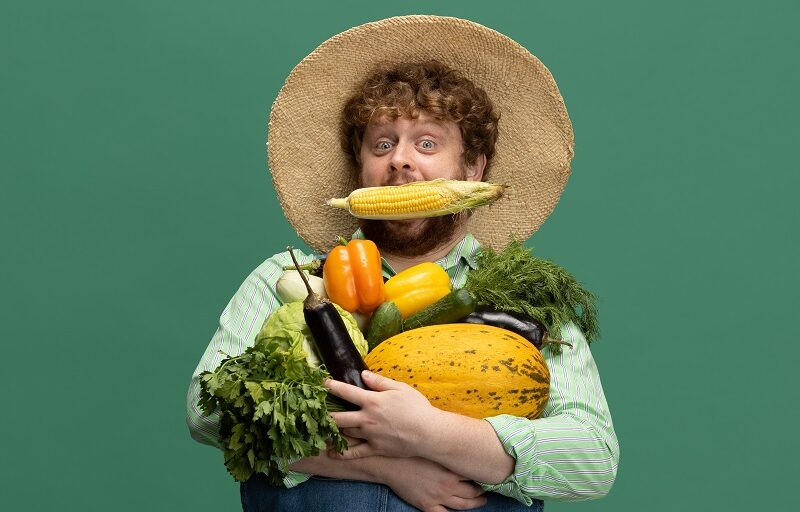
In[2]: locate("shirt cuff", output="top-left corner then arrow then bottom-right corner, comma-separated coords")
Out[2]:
475,415 -> 536,506
275,455 -> 312,488
282,469 -> 312,488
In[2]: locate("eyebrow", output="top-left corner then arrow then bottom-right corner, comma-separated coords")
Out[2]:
368,119 -> 450,136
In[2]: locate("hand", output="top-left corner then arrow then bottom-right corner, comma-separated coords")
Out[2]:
326,370 -> 441,459
383,457 -> 487,512
290,452 -> 487,512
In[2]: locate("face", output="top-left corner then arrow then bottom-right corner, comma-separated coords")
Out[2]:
359,112 -> 483,187
358,113 -> 486,257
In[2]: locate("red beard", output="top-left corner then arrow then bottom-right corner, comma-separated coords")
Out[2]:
360,213 -> 465,258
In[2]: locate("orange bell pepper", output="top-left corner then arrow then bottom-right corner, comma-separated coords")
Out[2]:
384,262 -> 451,319
323,239 -> 386,315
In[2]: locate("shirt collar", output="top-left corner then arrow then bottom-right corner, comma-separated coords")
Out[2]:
351,229 -> 480,274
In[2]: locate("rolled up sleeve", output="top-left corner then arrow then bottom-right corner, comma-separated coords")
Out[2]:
479,323 -> 619,503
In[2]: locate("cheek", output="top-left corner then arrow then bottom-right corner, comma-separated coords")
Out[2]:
419,153 -> 466,181
358,161 -> 384,187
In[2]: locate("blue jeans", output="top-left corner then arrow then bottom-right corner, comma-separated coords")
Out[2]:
241,474 -> 543,511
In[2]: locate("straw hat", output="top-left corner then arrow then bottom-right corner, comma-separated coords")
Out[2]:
267,15 -> 574,252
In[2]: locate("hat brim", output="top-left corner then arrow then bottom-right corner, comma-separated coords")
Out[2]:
268,15 -> 574,252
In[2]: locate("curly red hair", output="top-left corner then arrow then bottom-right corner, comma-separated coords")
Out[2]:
341,60 -> 499,175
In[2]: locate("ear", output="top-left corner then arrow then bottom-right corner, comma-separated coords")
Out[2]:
465,154 -> 487,181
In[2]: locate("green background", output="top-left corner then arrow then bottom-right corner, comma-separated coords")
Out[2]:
2,0 -> 798,510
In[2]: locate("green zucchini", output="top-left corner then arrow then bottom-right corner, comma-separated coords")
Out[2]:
366,300 -> 403,351
403,288 -> 476,331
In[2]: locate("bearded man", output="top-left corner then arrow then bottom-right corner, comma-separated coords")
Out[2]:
187,16 -> 619,512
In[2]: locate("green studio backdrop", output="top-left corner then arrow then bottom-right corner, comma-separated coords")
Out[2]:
1,1 -> 797,510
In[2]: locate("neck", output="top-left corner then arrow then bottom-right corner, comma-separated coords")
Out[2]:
380,225 -> 467,273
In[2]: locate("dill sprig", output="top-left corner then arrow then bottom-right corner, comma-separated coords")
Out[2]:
464,240 -> 599,347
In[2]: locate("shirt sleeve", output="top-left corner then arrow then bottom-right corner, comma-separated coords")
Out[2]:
478,322 -> 620,503
184,250 -> 315,487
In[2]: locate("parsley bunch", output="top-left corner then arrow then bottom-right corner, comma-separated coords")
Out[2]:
199,335 -> 347,484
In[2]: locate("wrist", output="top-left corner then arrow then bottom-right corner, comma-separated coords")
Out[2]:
362,456 -> 406,486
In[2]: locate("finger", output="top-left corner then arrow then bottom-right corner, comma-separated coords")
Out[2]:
454,481 -> 486,499
444,495 -> 488,510
361,370 -> 405,392
328,434 -> 363,452
327,435 -> 365,457
340,427 -> 364,440
325,378 -> 371,406
341,433 -> 364,446
329,411 -> 363,429
330,442 -> 378,460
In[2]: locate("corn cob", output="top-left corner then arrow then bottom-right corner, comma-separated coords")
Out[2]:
327,179 -> 507,220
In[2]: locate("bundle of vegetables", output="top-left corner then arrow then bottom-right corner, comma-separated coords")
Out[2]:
198,301 -> 368,484
359,240 -> 598,419
199,231 -> 597,482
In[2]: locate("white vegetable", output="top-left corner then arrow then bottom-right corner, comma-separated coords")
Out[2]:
276,270 -> 328,302
350,311 -> 369,332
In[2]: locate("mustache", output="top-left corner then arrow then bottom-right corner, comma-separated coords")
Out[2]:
356,167 -> 468,188
383,176 -> 416,186
357,175 -> 417,188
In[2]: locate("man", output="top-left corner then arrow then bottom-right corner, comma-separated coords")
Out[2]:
187,16 -> 619,512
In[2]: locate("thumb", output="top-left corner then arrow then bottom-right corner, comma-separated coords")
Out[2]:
361,370 -> 403,392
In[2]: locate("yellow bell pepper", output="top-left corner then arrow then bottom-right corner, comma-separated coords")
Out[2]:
384,262 -> 451,319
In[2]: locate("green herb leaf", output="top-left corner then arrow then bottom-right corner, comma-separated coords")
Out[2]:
198,332 -> 346,485
465,239 -> 600,350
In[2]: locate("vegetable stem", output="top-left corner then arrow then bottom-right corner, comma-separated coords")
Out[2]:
287,246 -> 323,309
281,259 -> 321,272
542,336 -> 573,349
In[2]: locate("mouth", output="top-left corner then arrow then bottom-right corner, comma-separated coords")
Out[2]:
383,177 -> 418,187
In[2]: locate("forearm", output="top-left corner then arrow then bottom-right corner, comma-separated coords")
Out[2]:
419,409 -> 515,484
289,453 -> 388,484
291,452 -> 489,512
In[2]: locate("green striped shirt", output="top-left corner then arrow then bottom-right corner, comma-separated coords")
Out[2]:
186,233 -> 619,503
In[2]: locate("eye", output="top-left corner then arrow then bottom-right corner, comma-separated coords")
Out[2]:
376,141 -> 393,151
419,140 -> 435,150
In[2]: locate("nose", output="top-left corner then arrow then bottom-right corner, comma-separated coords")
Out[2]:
389,140 -> 414,173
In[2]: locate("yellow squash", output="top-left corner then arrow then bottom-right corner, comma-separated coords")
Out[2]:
364,323 -> 550,419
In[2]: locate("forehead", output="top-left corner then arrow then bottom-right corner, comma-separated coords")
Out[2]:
365,112 -> 460,136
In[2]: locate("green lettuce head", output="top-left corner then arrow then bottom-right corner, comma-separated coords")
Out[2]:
254,302 -> 368,367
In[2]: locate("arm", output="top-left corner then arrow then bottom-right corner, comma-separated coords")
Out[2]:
185,257 -> 284,447
327,322 -> 619,504
479,322 -> 619,502
185,250 -> 319,487
327,374 -> 515,484
291,452 -> 487,512
186,251 -> 320,487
